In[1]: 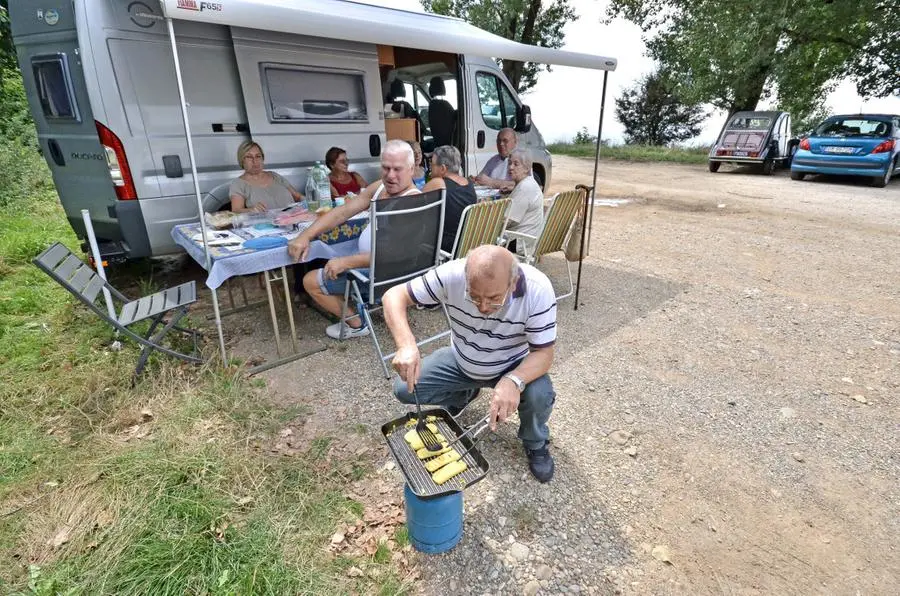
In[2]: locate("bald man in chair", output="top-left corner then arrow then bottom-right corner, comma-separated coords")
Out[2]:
382,245 -> 558,482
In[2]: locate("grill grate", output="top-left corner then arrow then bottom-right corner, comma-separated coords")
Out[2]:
382,410 -> 489,499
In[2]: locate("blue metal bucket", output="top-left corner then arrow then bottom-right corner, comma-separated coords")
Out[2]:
403,484 -> 463,554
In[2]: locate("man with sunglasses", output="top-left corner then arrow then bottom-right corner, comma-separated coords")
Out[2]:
382,245 -> 557,482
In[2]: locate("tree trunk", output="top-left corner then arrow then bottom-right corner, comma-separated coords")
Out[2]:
502,0 -> 541,92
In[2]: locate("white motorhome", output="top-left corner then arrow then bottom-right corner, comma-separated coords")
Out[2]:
10,0 -> 616,260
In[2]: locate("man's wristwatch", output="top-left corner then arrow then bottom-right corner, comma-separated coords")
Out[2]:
503,373 -> 526,392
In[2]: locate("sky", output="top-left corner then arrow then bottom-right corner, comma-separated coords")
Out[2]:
361,0 -> 900,144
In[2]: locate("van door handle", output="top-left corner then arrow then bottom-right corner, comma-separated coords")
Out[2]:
369,134 -> 381,156
477,130 -> 485,149
48,139 -> 65,166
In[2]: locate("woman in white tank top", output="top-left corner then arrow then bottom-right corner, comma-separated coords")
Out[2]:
287,141 -> 421,339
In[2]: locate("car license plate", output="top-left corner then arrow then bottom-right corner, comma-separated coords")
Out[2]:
732,151 -> 748,157
824,146 -> 855,154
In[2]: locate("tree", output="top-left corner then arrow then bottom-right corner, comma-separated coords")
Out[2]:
606,0 -> 899,123
421,0 -> 577,93
615,69 -> 705,145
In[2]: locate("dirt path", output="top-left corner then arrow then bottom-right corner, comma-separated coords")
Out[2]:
244,156 -> 898,594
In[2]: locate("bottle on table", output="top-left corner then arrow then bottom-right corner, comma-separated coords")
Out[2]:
313,161 -> 333,209
305,167 -> 319,211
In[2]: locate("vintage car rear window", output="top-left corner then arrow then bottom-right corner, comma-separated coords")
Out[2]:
727,115 -> 770,130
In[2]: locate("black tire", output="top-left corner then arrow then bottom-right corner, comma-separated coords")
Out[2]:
708,161 -> 720,173
762,159 -> 775,175
790,170 -> 805,181
533,167 -> 546,191
872,164 -> 891,188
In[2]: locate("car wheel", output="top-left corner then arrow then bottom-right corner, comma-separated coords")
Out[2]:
790,171 -> 805,181
533,167 -> 546,191
708,161 -> 720,173
762,159 -> 775,175
872,164 -> 891,188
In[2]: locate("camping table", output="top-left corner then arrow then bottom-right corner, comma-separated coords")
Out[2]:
171,214 -> 368,371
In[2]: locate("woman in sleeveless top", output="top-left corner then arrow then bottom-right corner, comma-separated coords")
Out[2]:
409,141 -> 427,189
422,145 -> 477,254
230,141 -> 304,213
326,146 -> 367,198
288,140 -> 420,339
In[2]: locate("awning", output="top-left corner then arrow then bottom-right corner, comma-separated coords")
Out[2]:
158,0 -> 618,72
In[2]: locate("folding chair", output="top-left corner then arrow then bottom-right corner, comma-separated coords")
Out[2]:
33,242 -> 203,378
503,188 -> 585,300
440,197 -> 512,262
339,189 -> 449,377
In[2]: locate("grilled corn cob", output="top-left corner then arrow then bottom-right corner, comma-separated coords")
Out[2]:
431,460 -> 467,484
424,449 -> 461,472
416,443 -> 451,459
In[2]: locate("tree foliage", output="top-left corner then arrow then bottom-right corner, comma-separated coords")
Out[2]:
614,69 -> 706,145
607,0 -> 899,124
421,0 -> 577,93
0,1 -> 34,143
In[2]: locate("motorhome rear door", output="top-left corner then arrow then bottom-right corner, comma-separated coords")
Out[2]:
10,3 -> 120,242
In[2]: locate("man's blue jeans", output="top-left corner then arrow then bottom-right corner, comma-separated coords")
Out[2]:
392,347 -> 555,450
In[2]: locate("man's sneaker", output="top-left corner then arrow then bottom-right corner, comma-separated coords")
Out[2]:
325,321 -> 370,339
525,443 -> 554,483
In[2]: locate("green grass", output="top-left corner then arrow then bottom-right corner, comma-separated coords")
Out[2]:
548,142 -> 710,164
0,142 -> 404,594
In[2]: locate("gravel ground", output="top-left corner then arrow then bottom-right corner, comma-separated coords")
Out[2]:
193,158 -> 899,595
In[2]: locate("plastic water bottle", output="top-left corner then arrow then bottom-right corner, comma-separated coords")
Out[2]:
313,161 -> 333,209
304,168 -> 319,211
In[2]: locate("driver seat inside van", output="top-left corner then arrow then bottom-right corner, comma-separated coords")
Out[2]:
428,76 -> 456,147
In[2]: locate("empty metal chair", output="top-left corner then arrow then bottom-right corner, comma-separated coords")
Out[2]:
339,189 -> 449,377
33,242 -> 202,378
504,188 -> 585,299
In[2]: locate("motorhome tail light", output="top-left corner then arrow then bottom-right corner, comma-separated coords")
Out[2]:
749,151 -> 759,158
95,121 -> 137,200
716,149 -> 730,156
872,139 -> 895,154
799,138 -> 810,151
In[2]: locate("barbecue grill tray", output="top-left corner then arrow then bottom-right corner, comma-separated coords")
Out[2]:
381,408 -> 490,499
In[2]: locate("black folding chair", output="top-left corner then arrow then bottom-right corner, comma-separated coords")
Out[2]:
33,242 -> 203,378
339,189 -> 450,377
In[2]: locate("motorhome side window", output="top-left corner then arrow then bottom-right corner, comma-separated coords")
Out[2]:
476,72 -> 517,130
31,54 -> 80,121
262,65 -> 367,122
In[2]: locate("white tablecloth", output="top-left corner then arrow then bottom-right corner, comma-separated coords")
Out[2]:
171,215 -> 368,289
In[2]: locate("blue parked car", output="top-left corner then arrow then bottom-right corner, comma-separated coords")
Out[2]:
791,114 -> 900,188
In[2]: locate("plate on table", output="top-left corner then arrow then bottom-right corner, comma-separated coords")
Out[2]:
191,230 -> 243,246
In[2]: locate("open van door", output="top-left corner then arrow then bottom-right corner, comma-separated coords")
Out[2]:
10,3 -> 135,256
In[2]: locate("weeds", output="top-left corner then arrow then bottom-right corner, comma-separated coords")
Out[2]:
0,143 -> 407,593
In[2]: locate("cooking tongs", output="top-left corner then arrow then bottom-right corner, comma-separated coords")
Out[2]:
439,414 -> 491,461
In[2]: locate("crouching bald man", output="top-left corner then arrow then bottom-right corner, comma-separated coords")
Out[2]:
382,245 -> 557,482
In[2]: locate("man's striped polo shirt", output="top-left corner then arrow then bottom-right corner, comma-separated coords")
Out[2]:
406,259 -> 557,380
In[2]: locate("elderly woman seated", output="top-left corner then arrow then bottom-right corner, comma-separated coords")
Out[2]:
504,149 -> 544,256
288,140 -> 421,339
229,140 -> 303,213
422,145 -> 477,254
326,146 -> 368,198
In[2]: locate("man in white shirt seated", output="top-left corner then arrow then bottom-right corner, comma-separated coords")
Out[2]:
473,128 -> 517,191
382,245 -> 558,483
